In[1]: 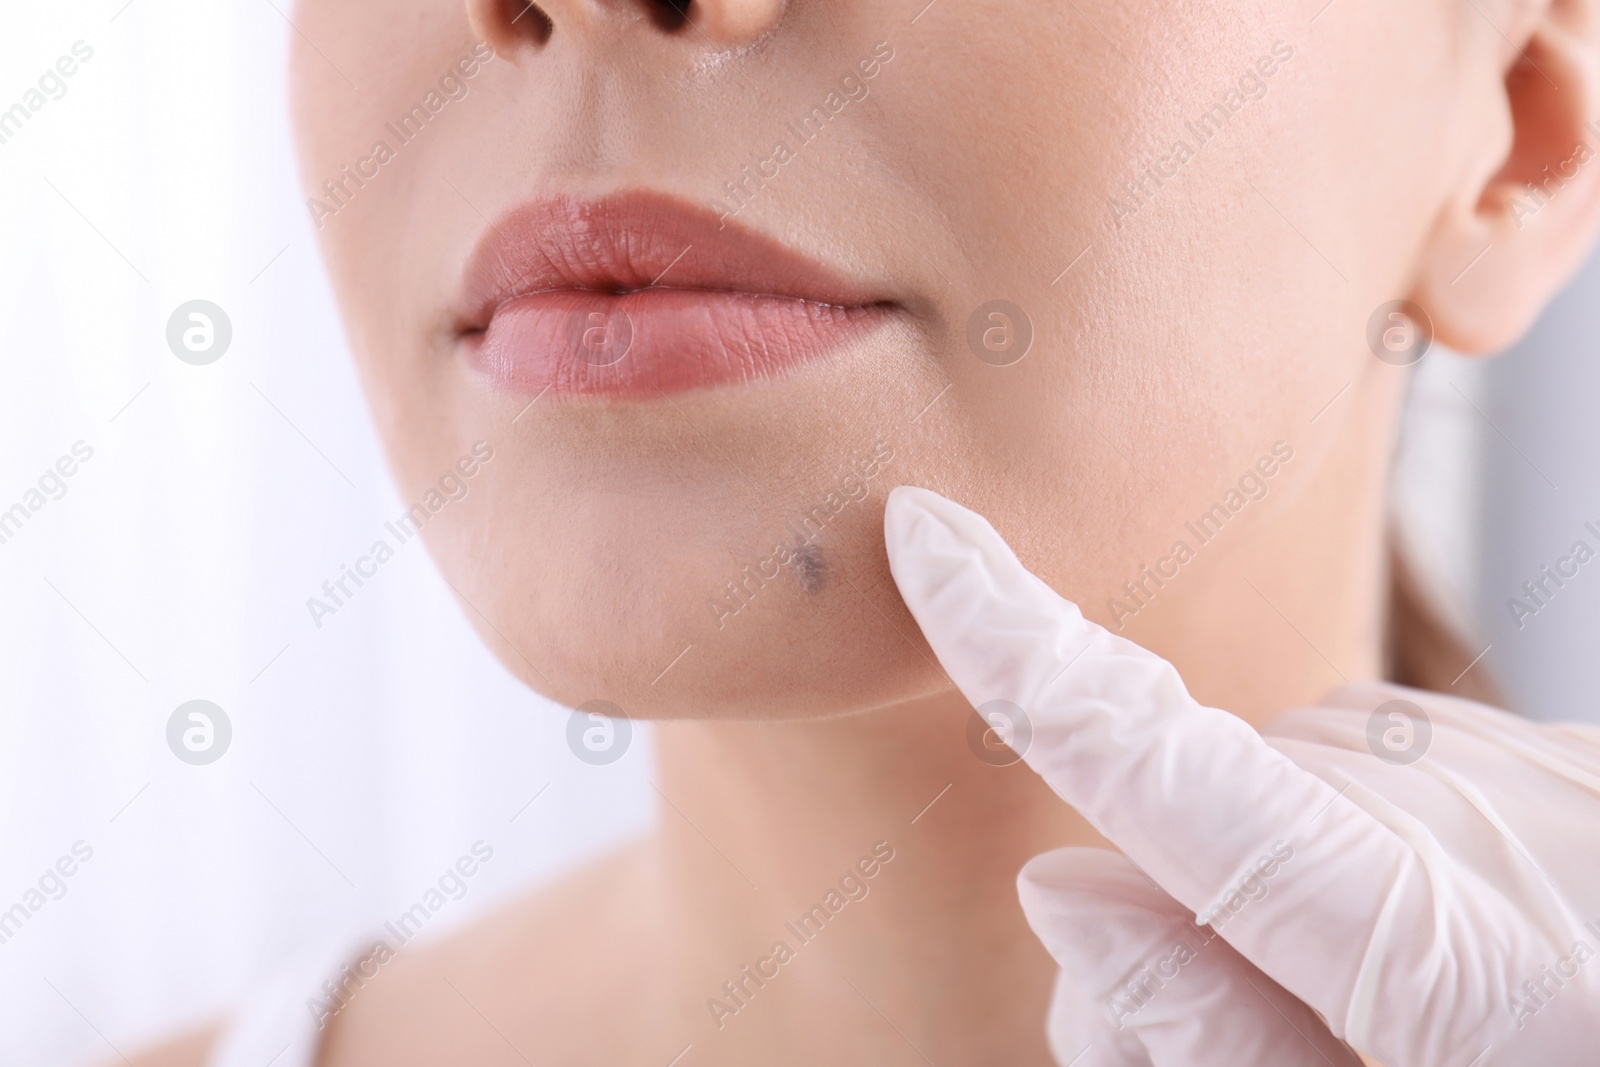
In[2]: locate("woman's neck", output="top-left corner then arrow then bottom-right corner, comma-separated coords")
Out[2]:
650,693 -> 1099,1063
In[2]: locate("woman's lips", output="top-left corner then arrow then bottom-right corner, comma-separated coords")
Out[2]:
453,192 -> 894,398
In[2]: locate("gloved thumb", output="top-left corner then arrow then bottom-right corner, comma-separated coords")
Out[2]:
1019,847 -> 1363,1067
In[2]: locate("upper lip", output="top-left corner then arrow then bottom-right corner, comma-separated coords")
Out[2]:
452,190 -> 891,334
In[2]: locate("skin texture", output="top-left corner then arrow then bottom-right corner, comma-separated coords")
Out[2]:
125,0 -> 1600,1064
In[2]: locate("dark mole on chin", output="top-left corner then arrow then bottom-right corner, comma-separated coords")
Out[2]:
793,542 -> 827,593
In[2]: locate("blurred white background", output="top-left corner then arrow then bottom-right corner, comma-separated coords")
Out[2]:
0,5 -> 651,1065
0,3 -> 1596,1066
1477,248 -> 1600,723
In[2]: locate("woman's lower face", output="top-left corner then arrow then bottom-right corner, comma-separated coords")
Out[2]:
289,0 -> 1461,720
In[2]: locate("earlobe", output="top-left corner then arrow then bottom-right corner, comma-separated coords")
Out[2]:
1411,0 -> 1600,354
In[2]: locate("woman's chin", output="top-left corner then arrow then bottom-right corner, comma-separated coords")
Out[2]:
454,535 -> 943,721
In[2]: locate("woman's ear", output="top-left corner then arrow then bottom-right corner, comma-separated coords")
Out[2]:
1413,0 -> 1600,354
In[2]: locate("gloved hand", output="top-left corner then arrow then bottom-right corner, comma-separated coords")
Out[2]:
883,485 -> 1600,1067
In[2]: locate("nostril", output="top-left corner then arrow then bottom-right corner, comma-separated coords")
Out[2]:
505,0 -> 554,45
645,0 -> 692,32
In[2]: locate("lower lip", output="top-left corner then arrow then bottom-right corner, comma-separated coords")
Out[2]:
465,289 -> 888,398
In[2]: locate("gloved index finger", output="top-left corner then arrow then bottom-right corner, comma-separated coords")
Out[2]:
882,486 -> 1430,1051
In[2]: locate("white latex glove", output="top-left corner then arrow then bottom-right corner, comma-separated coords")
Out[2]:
883,485 -> 1600,1067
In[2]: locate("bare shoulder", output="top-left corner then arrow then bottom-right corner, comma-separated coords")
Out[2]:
319,841 -> 660,1067
115,1024 -> 221,1067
